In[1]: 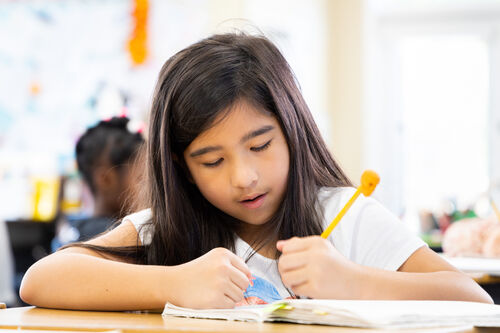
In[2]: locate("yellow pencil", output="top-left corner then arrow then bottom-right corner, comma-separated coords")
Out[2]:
321,170 -> 380,239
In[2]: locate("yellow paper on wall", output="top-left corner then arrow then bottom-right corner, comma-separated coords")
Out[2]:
31,177 -> 60,222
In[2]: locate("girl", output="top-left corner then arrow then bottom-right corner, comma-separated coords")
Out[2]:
20,33 -> 492,310
52,116 -> 144,250
73,116 -> 144,240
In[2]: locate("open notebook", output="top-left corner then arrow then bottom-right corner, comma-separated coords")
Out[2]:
163,299 -> 500,329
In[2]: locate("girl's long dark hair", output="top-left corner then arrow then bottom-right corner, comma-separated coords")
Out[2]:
62,33 -> 352,264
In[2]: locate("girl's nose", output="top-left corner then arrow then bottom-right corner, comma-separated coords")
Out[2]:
230,162 -> 258,189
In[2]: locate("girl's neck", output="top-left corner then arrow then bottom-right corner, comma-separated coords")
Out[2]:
237,224 -> 278,259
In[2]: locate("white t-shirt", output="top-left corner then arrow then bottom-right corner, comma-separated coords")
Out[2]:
123,187 -> 426,301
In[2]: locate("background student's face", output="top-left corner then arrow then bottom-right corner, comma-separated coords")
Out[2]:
184,100 -> 290,227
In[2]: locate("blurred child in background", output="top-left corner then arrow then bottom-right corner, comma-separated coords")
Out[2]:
73,116 -> 144,240
54,117 -> 144,246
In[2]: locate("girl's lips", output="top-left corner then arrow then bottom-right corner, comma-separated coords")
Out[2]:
240,193 -> 267,209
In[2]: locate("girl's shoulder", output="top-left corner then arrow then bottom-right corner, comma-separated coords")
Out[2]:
122,208 -> 152,226
317,186 -> 391,225
318,186 -> 426,270
121,208 -> 153,245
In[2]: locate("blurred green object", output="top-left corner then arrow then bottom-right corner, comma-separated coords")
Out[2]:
420,232 -> 442,248
451,209 -> 477,222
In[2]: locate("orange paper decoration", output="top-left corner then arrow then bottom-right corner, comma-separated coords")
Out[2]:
29,81 -> 41,96
128,0 -> 148,66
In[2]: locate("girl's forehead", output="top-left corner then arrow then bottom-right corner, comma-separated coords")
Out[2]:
192,101 -> 277,144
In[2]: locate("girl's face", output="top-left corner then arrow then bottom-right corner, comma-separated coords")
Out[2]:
184,100 -> 290,228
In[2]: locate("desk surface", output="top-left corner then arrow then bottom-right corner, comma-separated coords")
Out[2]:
0,306 -> 483,333
441,255 -> 500,276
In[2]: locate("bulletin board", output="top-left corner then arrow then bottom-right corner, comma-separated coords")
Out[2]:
0,0 -> 208,220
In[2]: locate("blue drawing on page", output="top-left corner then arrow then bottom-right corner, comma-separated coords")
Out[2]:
238,275 -> 282,306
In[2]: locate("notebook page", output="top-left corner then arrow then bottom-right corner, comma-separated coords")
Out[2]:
163,299 -> 500,328
277,300 -> 500,328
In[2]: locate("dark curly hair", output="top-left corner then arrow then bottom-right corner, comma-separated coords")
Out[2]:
75,116 -> 144,194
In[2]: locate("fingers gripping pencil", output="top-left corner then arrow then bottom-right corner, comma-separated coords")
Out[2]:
321,170 -> 380,239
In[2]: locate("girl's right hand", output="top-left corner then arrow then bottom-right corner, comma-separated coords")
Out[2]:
166,247 -> 252,309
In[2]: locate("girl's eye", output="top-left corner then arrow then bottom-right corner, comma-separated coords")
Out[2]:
203,158 -> 223,168
251,139 -> 272,152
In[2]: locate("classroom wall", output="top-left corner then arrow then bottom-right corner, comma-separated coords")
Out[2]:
326,0 -> 364,182
208,0 -> 245,31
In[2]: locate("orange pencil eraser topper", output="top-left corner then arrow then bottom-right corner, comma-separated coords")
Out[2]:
360,170 -> 380,196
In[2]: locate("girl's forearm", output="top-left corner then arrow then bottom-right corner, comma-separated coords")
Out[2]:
355,266 -> 493,304
20,252 -> 176,310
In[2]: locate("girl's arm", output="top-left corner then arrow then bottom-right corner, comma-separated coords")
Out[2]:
20,221 -> 252,310
357,246 -> 493,303
20,221 -> 171,310
277,236 -> 493,304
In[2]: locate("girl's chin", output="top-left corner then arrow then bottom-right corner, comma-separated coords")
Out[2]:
239,214 -> 273,226
232,206 -> 277,225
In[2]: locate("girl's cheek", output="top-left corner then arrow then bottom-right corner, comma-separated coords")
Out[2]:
198,176 -> 230,205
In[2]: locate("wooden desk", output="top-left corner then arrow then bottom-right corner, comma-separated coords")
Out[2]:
0,306 -> 486,333
470,273 -> 500,285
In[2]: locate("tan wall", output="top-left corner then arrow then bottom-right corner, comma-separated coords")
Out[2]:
326,0 -> 364,181
208,0 -> 245,33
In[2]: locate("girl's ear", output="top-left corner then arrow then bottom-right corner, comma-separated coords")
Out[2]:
93,165 -> 120,194
172,153 -> 195,184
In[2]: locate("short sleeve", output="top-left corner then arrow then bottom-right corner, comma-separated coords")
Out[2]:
320,187 -> 427,271
121,208 -> 153,245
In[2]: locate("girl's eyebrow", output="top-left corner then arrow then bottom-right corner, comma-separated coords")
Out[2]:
240,125 -> 274,143
189,125 -> 275,158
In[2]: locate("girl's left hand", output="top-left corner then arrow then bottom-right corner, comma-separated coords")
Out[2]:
277,236 -> 363,299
